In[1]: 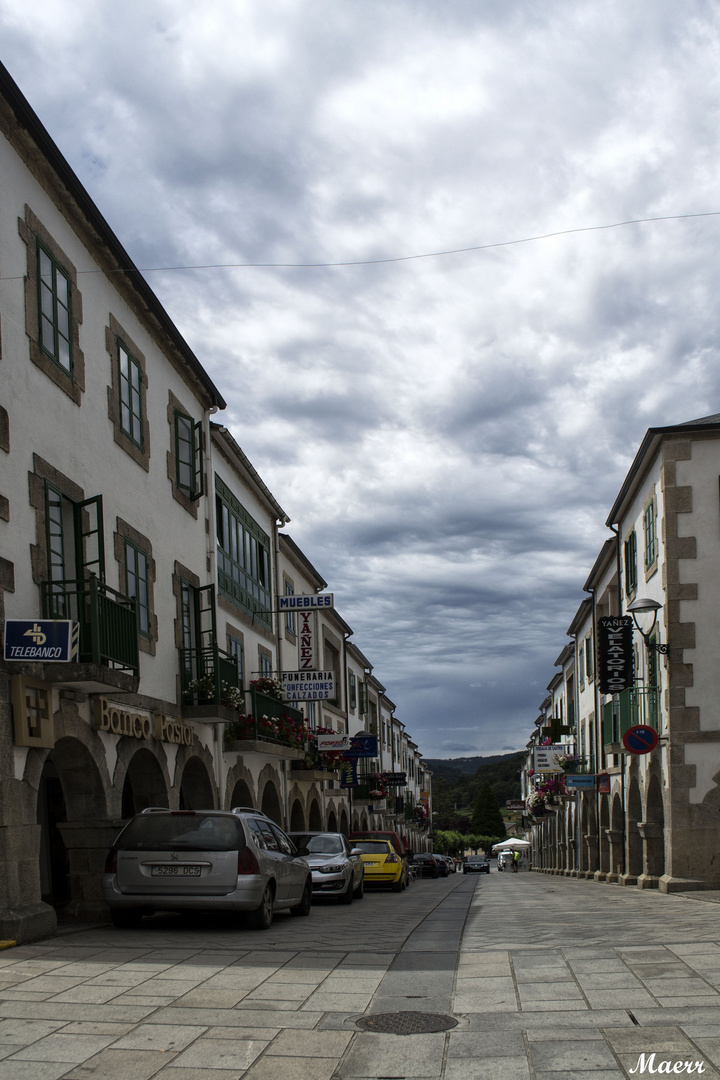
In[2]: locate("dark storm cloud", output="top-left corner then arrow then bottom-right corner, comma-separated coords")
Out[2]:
4,0 -> 720,755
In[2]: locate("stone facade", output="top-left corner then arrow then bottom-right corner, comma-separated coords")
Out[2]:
524,418 -> 720,893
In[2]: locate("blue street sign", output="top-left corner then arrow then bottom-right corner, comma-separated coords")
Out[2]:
565,774 -> 596,789
4,620 -> 78,662
622,725 -> 659,755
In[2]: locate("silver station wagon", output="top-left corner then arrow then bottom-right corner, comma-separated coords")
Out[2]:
103,808 -> 312,930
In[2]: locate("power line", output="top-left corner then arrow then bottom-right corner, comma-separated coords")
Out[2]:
1,211 -> 719,280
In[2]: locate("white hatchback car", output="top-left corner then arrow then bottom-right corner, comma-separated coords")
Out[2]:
103,807 -> 312,930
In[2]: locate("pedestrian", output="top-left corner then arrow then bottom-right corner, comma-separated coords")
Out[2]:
512,850 -> 520,873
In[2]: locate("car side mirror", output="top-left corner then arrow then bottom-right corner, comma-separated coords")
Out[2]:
350,848 -> 362,857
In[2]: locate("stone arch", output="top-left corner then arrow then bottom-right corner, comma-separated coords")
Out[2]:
260,782 -> 282,826
119,747 -> 170,817
37,735 -> 108,919
257,763 -> 283,825
352,812 -> 360,831
327,807 -> 337,832
178,756 -> 215,810
308,798 -> 322,831
225,762 -> 255,810
361,812 -> 369,830
174,740 -> 217,809
339,806 -> 349,836
290,799 -> 305,831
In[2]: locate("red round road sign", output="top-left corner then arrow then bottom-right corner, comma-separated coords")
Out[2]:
622,725 -> 659,754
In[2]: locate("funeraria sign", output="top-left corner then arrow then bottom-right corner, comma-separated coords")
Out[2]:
597,616 -> 634,695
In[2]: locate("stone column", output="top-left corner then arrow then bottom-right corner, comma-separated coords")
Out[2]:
0,823 -> 57,942
636,821 -> 664,890
584,833 -> 598,877
604,829 -> 624,883
57,820 -> 125,921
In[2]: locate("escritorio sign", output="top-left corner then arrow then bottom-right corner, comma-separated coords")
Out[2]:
93,698 -> 194,745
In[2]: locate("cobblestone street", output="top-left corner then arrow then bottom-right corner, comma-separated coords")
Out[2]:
1,872 -> 720,1079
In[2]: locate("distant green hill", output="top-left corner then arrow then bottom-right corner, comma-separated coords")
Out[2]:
425,751 -> 525,824
424,753 -> 520,780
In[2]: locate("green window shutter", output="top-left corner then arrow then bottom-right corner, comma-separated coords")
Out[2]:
74,495 -> 105,583
193,419 -> 204,500
176,411 -> 195,493
602,700 -> 614,745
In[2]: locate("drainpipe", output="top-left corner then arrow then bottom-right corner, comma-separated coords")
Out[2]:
203,408 -> 223,808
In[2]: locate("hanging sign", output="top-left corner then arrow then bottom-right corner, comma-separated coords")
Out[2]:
380,771 -> 407,787
564,775 -> 596,790
4,620 -> 79,662
281,670 -> 334,700
339,760 -> 358,787
533,744 -> 565,773
314,733 -> 378,757
622,725 -> 659,755
278,593 -> 334,610
297,611 -> 315,670
597,616 -> 634,695
597,773 -> 611,794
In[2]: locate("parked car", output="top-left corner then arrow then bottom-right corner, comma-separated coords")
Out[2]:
354,839 -> 407,891
432,854 -> 449,877
288,832 -> 364,902
103,808 -> 312,930
411,852 -> 440,878
444,856 -> 458,873
349,830 -> 409,860
463,856 -> 490,874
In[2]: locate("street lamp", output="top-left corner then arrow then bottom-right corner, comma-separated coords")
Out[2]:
626,597 -> 668,655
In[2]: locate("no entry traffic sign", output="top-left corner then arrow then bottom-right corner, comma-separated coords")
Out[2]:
622,725 -> 659,755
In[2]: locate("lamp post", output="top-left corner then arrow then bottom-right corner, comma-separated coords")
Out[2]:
626,597 -> 668,655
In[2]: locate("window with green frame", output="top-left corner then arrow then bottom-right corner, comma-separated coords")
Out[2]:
118,343 -> 143,448
215,476 -> 272,627
175,410 -> 203,499
643,498 -> 657,570
624,530 -> 637,596
228,633 -> 244,688
125,540 -> 150,636
38,242 -> 71,373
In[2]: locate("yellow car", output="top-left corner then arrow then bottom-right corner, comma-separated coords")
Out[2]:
355,839 -> 406,891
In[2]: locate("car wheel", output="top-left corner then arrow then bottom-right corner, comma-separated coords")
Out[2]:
391,879 -> 403,892
290,878 -> 312,917
463,868 -> 468,874
110,909 -> 142,929
354,878 -> 364,900
339,875 -> 354,905
248,883 -> 274,929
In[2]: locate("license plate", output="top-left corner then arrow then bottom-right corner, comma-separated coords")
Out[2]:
152,865 -> 202,876
366,861 -> 379,867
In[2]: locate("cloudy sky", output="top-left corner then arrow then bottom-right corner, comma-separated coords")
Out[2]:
4,1 -> 720,758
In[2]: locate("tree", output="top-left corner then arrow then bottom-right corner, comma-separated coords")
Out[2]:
471,781 -> 505,838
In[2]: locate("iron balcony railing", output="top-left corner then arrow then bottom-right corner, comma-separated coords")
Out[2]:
180,644 -> 240,706
561,756 -> 594,775
602,685 -> 660,745
41,576 -> 139,674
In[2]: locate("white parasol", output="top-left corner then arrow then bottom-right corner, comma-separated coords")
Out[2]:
491,838 -> 531,851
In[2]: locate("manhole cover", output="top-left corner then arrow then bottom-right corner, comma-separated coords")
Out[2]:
356,1011 -> 458,1035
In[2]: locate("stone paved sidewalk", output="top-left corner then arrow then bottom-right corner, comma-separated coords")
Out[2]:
1,872 -> 720,1079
